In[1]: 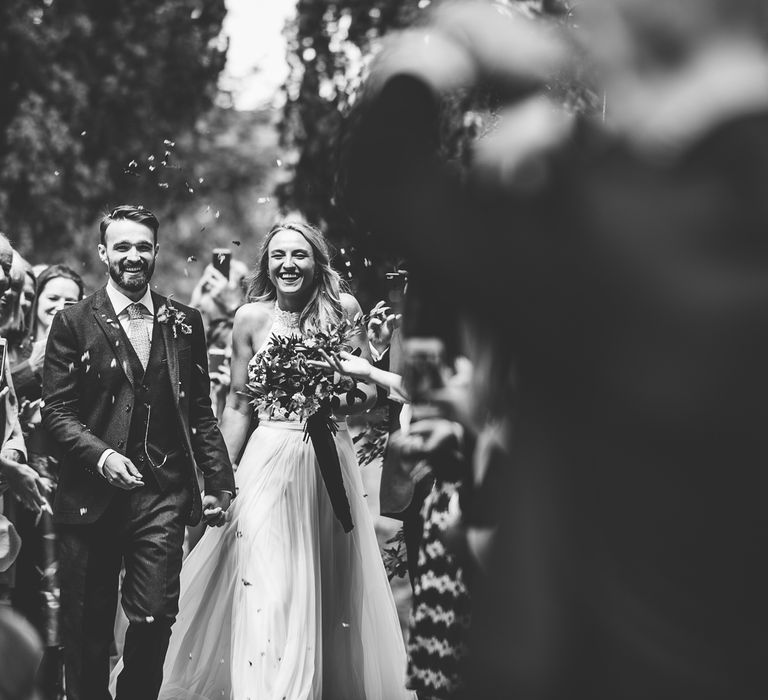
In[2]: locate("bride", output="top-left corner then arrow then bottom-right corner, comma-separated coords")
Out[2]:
115,221 -> 414,699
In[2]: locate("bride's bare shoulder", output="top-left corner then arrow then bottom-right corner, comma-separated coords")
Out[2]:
340,292 -> 363,319
233,301 -> 273,335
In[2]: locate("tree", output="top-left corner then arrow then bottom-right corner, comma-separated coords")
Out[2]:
0,0 -> 228,267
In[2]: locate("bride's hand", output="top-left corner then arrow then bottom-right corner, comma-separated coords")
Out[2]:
307,350 -> 372,382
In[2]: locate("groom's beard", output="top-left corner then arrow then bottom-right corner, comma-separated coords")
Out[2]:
108,258 -> 155,292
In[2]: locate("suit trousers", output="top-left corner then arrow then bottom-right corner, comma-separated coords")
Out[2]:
57,464 -> 191,700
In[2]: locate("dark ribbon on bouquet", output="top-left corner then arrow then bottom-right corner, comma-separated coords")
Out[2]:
305,412 -> 354,533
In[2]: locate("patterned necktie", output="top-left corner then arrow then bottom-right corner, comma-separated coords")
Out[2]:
127,302 -> 151,370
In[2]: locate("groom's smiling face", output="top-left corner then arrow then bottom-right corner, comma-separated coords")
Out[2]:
98,219 -> 158,295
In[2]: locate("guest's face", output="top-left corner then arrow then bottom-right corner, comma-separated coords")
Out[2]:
36,277 -> 80,333
21,274 -> 35,320
267,229 -> 316,300
0,240 -> 12,295
98,219 -> 158,294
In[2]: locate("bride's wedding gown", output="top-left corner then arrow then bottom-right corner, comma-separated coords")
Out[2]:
114,309 -> 413,699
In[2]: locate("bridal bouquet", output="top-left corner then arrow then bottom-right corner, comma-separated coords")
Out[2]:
243,316 -> 366,424
242,316 -> 367,533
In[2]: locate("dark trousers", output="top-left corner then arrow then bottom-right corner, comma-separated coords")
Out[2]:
57,470 -> 191,700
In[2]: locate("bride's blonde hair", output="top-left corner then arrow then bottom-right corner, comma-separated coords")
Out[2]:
246,221 -> 346,335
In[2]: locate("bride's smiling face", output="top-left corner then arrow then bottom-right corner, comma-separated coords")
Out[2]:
268,229 -> 316,299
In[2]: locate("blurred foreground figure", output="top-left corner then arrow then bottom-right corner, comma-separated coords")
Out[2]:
0,607 -> 42,700
343,0 -> 768,697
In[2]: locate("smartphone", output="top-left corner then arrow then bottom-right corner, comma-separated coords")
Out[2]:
401,337 -> 446,406
208,347 -> 228,376
212,248 -> 232,280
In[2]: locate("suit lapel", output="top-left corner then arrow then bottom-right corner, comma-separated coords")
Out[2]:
92,287 -> 136,388
154,292 -> 180,406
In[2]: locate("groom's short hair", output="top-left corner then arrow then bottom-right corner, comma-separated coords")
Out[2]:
99,205 -> 159,245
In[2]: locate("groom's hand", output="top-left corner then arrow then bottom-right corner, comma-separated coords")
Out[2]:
102,453 -> 144,490
202,491 -> 232,527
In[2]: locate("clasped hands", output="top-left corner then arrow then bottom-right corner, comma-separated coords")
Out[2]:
101,452 -> 231,526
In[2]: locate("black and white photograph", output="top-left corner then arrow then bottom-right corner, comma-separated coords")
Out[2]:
1,0 -> 767,698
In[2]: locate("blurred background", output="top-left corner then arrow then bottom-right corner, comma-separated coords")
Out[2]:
0,0 -> 579,306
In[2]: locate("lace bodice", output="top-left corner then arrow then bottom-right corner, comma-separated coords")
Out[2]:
271,303 -> 302,338
253,302 -> 302,359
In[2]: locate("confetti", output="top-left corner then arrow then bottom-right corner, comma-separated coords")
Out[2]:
148,165 -> 156,172
54,170 -> 60,176
187,256 -> 197,263
214,210 -> 220,219
198,177 -> 205,184
158,182 -> 169,189
80,130 -> 87,136
257,197 -> 270,204
148,154 -> 155,162
276,158 -> 283,167
232,240 -> 241,246
164,139 -> 175,147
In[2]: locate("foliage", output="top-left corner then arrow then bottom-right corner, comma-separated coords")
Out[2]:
0,0 -> 228,267
382,526 -> 409,581
243,317 -> 366,425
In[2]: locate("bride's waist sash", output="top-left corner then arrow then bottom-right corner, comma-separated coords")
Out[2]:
257,413 -> 348,432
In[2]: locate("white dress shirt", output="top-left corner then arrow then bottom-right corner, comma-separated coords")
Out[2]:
106,282 -> 155,340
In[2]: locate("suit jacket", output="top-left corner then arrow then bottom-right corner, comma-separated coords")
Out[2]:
41,286 -> 234,526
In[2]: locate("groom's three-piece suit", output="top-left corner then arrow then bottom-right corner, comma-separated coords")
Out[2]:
41,285 -> 235,700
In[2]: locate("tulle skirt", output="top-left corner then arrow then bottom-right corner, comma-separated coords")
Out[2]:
113,418 -> 413,700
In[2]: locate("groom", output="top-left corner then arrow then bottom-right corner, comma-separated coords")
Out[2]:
42,205 -> 235,699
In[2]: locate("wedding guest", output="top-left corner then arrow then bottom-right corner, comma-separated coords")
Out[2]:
11,265 -> 84,698
0,607 -> 43,700
189,257 -> 248,336
343,1 -> 768,698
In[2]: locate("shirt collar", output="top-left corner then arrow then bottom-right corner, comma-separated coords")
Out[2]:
106,282 -> 155,318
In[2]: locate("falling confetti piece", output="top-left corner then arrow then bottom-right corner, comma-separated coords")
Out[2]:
341,622 -> 350,628
128,160 -> 138,168
148,165 -> 156,172
232,240 -> 241,246
54,170 -> 60,176
158,182 -> 169,189
187,256 -> 197,262
145,616 -> 155,623
198,177 -> 205,184
242,579 -> 252,586
80,130 -> 87,136
276,158 -> 283,167
257,197 -> 270,204
214,210 -> 220,219
164,139 -> 175,147
190,7 -> 202,19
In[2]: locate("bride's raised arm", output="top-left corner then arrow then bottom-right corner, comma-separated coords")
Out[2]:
333,292 -> 378,415
219,302 -> 270,466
